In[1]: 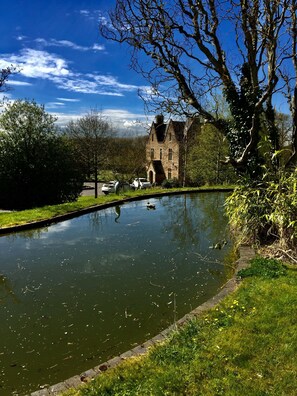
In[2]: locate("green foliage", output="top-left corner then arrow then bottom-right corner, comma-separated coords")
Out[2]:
161,178 -> 180,188
0,100 -> 84,209
238,257 -> 287,279
187,124 -> 237,186
225,169 -> 297,247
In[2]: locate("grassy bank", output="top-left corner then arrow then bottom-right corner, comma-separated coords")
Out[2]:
0,185 -> 233,229
63,258 -> 297,396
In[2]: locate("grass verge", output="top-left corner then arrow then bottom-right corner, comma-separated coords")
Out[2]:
0,185 -> 233,229
63,257 -> 297,396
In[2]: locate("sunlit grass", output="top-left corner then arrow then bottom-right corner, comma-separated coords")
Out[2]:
0,185 -> 234,228
63,261 -> 297,396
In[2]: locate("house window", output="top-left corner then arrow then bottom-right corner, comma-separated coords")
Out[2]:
168,148 -> 173,161
169,133 -> 172,141
160,148 -> 162,160
168,168 -> 172,179
151,148 -> 154,159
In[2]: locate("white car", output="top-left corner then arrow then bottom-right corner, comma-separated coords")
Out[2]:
101,181 -> 118,195
131,178 -> 152,189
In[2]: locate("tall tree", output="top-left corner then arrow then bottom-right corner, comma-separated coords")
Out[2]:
66,110 -> 113,198
100,0 -> 296,178
187,124 -> 236,186
0,100 -> 84,209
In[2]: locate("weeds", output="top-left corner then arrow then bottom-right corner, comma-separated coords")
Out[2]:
238,256 -> 287,279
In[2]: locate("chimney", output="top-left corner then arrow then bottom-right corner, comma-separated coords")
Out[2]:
155,114 -> 164,126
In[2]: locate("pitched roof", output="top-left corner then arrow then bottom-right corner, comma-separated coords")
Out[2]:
151,117 -> 199,143
169,121 -> 186,141
154,123 -> 167,142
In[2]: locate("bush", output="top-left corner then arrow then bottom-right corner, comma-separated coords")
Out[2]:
161,178 -> 180,188
225,169 -> 297,248
0,100 -> 85,209
238,256 -> 287,279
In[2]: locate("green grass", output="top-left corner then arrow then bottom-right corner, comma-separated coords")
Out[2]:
63,258 -> 297,396
0,185 -> 233,229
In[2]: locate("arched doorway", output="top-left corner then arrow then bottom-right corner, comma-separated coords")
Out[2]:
149,170 -> 154,184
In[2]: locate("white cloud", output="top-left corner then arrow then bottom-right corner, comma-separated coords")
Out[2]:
7,80 -> 32,86
51,108 -> 151,135
45,102 -> 65,109
52,76 -> 124,96
51,112 -> 83,126
35,38 -> 105,52
16,35 -> 27,41
0,48 -> 145,97
79,9 -> 98,21
0,48 -> 70,79
57,97 -> 80,102
87,73 -> 143,93
92,44 -> 105,51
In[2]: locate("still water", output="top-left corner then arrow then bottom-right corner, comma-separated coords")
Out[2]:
0,192 -> 234,395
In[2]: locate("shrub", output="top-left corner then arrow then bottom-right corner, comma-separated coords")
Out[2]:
225,169 -> 297,248
161,178 -> 180,188
238,256 -> 287,279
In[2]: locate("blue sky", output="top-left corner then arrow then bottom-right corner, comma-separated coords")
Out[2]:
0,0 -> 151,134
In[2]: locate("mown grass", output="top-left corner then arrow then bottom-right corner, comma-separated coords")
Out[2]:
63,258 -> 297,396
0,185 -> 233,229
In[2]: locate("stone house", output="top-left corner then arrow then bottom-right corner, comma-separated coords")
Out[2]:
146,115 -> 201,185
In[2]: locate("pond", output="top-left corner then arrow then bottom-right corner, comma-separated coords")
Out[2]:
0,192 -> 234,395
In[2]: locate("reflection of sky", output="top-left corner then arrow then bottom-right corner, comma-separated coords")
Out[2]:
38,221 -> 72,238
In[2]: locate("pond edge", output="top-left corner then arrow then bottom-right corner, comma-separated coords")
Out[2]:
0,188 -> 233,236
29,245 -> 255,396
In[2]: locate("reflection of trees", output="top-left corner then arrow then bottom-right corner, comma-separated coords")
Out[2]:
196,192 -> 231,245
159,192 -> 230,249
88,206 -> 122,231
0,274 -> 18,304
6,227 -> 47,241
159,195 -> 200,247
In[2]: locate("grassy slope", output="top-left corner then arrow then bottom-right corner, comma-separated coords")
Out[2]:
63,264 -> 297,396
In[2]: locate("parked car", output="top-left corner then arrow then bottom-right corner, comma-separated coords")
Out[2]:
131,178 -> 152,190
101,181 -> 118,195
101,180 -> 132,195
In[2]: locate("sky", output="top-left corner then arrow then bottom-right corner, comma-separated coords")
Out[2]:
0,0 -> 152,134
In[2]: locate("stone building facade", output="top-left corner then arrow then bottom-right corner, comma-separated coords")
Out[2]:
146,115 -> 201,185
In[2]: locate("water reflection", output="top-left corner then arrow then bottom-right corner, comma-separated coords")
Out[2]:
0,192 -> 233,395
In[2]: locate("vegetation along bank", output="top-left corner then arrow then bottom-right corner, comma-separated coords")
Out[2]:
58,255 -> 297,396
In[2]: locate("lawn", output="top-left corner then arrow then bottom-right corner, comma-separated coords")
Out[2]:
62,257 -> 297,396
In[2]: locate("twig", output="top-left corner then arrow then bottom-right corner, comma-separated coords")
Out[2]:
279,249 -> 297,264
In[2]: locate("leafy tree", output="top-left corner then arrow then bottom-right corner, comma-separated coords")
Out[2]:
101,0 -> 297,177
66,110 -> 113,198
187,124 -> 236,186
0,100 -> 84,210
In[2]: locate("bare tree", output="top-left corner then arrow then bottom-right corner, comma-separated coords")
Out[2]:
0,66 -> 17,93
66,110 -> 113,198
100,0 -> 296,177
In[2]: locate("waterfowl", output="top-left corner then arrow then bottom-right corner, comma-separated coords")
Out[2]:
147,202 -> 156,210
209,240 -> 227,249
